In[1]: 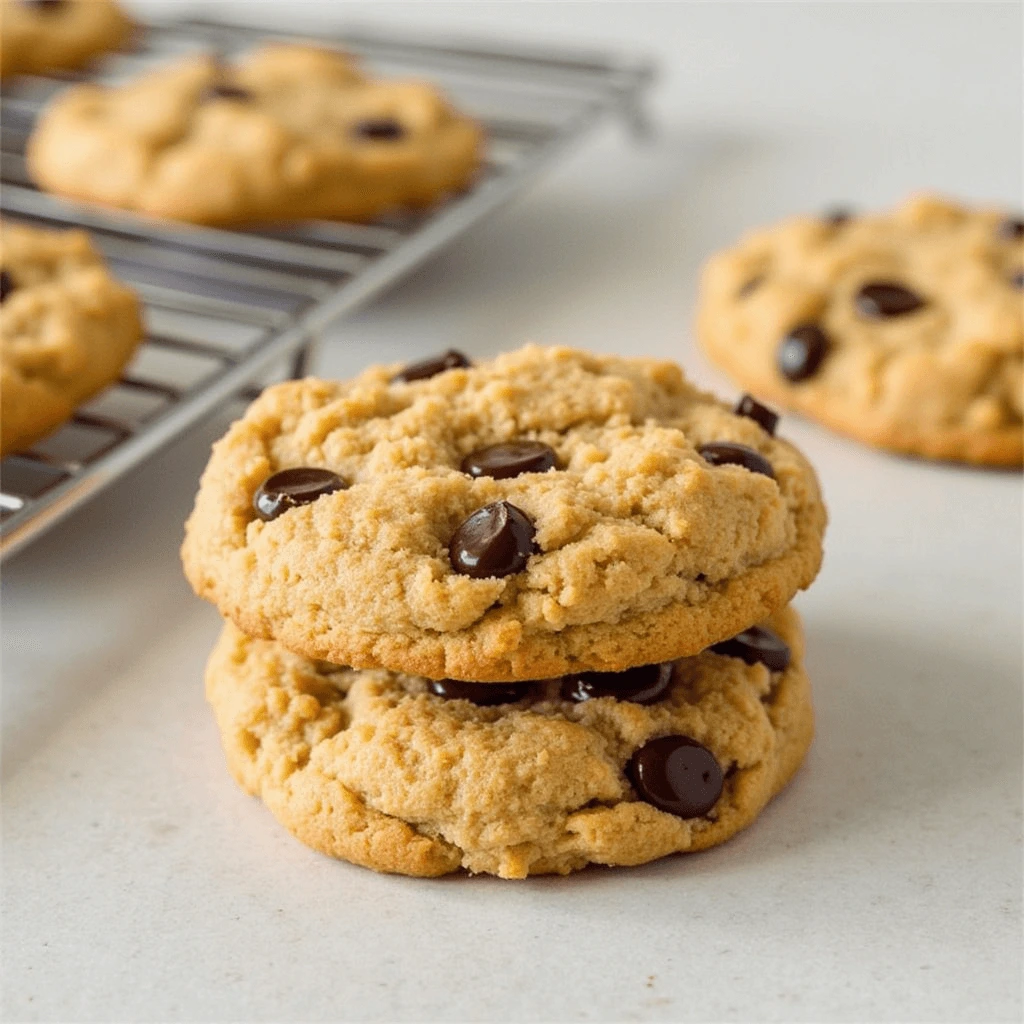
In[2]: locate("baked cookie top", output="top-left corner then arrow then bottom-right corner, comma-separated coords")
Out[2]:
26,43 -> 484,226
0,0 -> 133,80
182,346 -> 827,681
697,194 -> 1024,466
207,605 -> 813,878
1,221 -> 143,456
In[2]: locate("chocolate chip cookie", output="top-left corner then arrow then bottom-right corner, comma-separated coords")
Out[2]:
206,604 -> 813,878
0,0 -> 133,79
697,194 -> 1024,466
1,221 -> 143,457
27,43 -> 484,226
182,346 -> 827,681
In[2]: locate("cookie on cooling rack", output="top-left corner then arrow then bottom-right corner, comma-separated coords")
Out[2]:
697,194 -> 1024,466
206,604 -> 813,878
0,0 -> 134,79
182,345 -> 826,681
26,43 -> 485,226
0,221 -> 144,457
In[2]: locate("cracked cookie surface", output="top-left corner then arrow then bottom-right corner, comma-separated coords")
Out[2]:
0,0 -> 133,79
1,221 -> 143,456
206,604 -> 813,878
697,194 -> 1024,466
27,43 -> 484,226
182,346 -> 826,681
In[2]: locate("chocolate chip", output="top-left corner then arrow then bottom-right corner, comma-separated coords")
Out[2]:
449,501 -> 537,579
733,394 -> 779,435
855,282 -> 925,318
711,624 -> 791,672
1012,270 -> 1024,290
824,207 -> 853,226
355,118 -> 405,141
253,467 -> 346,521
461,441 -> 558,480
0,270 -> 13,303
698,442 -> 775,480
202,83 -> 252,103
393,349 -> 472,383
738,276 -> 763,298
23,0 -> 66,10
561,662 -> 673,705
998,217 -> 1024,240
428,678 -> 534,706
627,735 -> 724,818
778,323 -> 829,382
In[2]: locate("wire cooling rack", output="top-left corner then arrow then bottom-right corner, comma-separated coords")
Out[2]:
0,18 -> 654,560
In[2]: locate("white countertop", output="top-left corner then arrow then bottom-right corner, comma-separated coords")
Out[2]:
3,3 -> 1021,1021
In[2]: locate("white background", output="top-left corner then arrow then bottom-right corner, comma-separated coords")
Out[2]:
3,2 -> 1021,1021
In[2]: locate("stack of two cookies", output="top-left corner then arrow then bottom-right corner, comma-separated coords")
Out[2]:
182,346 -> 827,878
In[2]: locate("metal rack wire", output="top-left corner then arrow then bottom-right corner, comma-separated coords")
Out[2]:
0,18 -> 655,560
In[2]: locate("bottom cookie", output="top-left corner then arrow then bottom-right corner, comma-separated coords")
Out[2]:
206,606 -> 813,878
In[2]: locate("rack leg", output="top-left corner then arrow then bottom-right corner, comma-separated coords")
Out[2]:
289,336 -> 319,379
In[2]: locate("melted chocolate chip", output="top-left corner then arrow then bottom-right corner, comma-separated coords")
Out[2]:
712,624 -> 791,672
253,467 -> 346,521
561,662 -> 673,705
428,678 -> 534,706
202,82 -> 252,102
998,217 -> 1024,240
855,282 -> 925,318
449,501 -> 537,578
1012,270 -> 1024,290
738,276 -> 763,298
698,442 -> 775,480
355,118 -> 405,141
733,394 -> 779,436
0,270 -> 13,303
393,349 -> 471,383
461,441 -> 558,480
824,207 -> 853,226
778,323 -> 829,382
23,0 -> 66,9
628,735 -> 724,818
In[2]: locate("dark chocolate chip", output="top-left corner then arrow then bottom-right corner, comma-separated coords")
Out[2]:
22,0 -> 66,10
461,441 -> 558,480
855,281 -> 925,318
711,624 -> 791,672
449,501 -> 537,579
561,662 -> 673,705
778,323 -> 829,382
253,467 -> 346,521
627,735 -> 724,818
738,275 -> 763,298
0,270 -> 13,303
428,678 -> 534,706
697,441 -> 775,480
733,394 -> 779,436
354,118 -> 405,141
393,349 -> 472,383
824,207 -> 853,226
202,83 -> 252,102
998,218 -> 1024,240
1012,270 -> 1024,290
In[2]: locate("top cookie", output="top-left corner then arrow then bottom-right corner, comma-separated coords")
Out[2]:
1,220 -> 143,457
182,346 -> 826,681
26,44 -> 484,226
697,195 -> 1024,466
0,0 -> 133,80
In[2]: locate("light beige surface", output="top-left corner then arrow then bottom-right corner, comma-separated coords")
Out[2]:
0,0 -> 133,79
207,604 -> 813,878
182,346 -> 827,680
698,194 -> 1024,466
27,43 -> 484,226
0,221 -> 143,456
